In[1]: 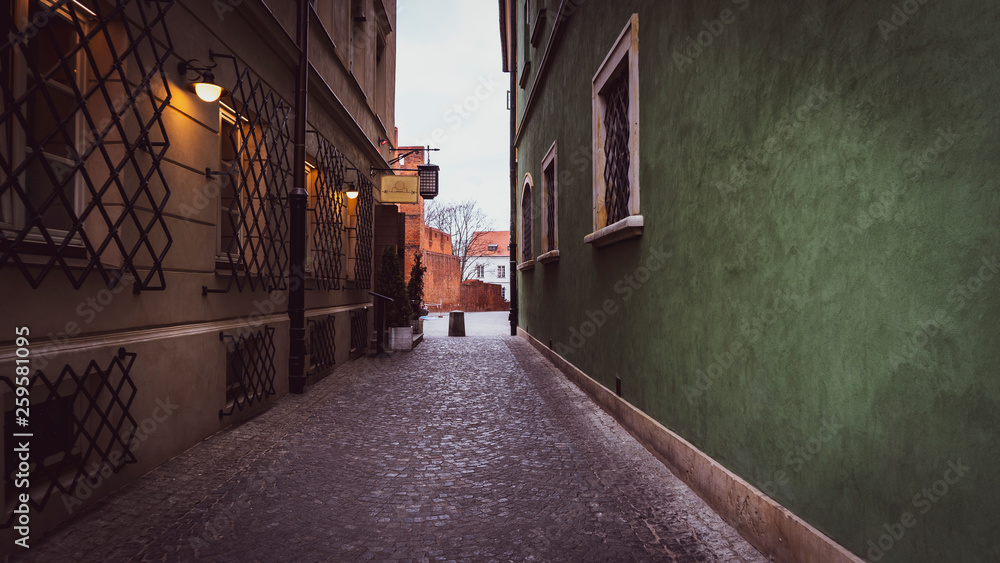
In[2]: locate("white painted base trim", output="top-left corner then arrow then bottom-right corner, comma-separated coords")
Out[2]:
519,328 -> 863,563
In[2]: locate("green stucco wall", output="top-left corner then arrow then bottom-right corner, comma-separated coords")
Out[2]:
515,1 -> 999,561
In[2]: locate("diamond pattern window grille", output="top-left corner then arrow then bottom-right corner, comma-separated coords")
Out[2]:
309,135 -> 345,290
1,0 -> 175,292
307,314 -> 336,375
521,184 -> 532,262
603,73 -> 630,225
1,347 -> 139,528
353,173 -> 373,289
206,63 -> 293,294
350,307 -> 368,357
219,326 -> 276,418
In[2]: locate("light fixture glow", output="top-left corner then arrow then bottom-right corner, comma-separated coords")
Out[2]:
346,188 -> 360,199
194,82 -> 224,103
179,62 -> 230,104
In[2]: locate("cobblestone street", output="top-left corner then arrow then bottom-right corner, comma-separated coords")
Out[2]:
16,313 -> 765,562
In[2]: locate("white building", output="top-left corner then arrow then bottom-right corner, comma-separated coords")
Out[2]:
468,231 -> 510,301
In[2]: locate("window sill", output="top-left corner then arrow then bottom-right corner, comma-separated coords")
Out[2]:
530,8 -> 547,47
538,249 -> 560,264
584,215 -> 644,247
517,259 -> 535,271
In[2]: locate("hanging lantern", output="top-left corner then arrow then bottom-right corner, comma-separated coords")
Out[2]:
418,163 -> 439,200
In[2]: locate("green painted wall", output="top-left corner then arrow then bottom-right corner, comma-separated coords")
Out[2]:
514,1 -> 1000,561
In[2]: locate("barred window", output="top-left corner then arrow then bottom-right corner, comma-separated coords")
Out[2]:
541,141 -> 558,253
204,60 -> 294,295
217,106 -> 242,260
1,0 -> 175,290
520,175 -> 533,263
1,1 -> 88,246
309,135 -> 347,291
1,348 -> 139,526
221,327 -> 277,418
602,75 -> 630,225
589,14 -> 642,245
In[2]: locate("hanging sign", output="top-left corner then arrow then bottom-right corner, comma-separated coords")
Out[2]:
380,175 -> 419,203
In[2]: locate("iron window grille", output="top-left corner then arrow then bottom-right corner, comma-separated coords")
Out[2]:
219,326 -> 277,418
521,182 -> 532,262
352,172 -> 373,289
309,134 -> 346,291
307,314 -> 336,375
1,0 -> 176,292
1,347 -> 139,528
205,59 -> 293,295
544,159 -> 556,251
602,72 -> 631,225
349,307 -> 368,357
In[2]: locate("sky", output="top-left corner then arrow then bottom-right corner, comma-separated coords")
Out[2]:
396,0 -> 510,231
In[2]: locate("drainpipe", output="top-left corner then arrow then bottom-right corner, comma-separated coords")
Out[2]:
289,0 -> 310,394
508,0 -> 518,337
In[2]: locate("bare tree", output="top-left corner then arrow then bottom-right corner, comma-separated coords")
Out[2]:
424,199 -> 497,280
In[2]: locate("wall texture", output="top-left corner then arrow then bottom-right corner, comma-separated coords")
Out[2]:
515,1 -> 999,561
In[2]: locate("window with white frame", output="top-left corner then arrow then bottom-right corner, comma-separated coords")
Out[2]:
501,285 -> 506,300
475,264 -> 485,278
520,174 -> 533,263
541,141 -> 558,253
488,244 -> 498,251
590,14 -> 641,241
218,105 -> 242,260
1,0 -> 90,246
498,265 -> 506,278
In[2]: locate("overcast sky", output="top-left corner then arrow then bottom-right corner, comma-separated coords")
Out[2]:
396,0 -> 510,231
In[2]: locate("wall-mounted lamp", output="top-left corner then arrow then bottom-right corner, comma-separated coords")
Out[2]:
178,51 -> 231,103
344,167 -> 362,200
379,137 -> 389,146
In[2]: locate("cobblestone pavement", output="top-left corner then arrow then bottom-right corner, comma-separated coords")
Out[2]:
15,313 -> 766,562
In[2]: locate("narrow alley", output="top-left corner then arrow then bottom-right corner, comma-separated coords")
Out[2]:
15,313 -> 764,562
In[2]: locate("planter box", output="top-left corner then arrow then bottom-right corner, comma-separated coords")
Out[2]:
390,326 -> 412,351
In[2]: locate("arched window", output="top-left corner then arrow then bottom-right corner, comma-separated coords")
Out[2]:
520,175 -> 533,264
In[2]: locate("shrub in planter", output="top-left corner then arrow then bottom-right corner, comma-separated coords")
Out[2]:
408,252 -> 427,321
375,246 -> 411,328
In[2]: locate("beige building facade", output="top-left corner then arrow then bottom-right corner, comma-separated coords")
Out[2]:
0,0 -> 397,549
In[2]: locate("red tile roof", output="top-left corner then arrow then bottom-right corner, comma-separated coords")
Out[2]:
471,231 -> 511,257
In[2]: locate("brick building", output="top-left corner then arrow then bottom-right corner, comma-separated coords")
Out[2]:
460,279 -> 508,312
395,143 -> 460,311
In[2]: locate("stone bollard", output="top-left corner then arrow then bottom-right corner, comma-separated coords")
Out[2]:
448,310 -> 466,337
